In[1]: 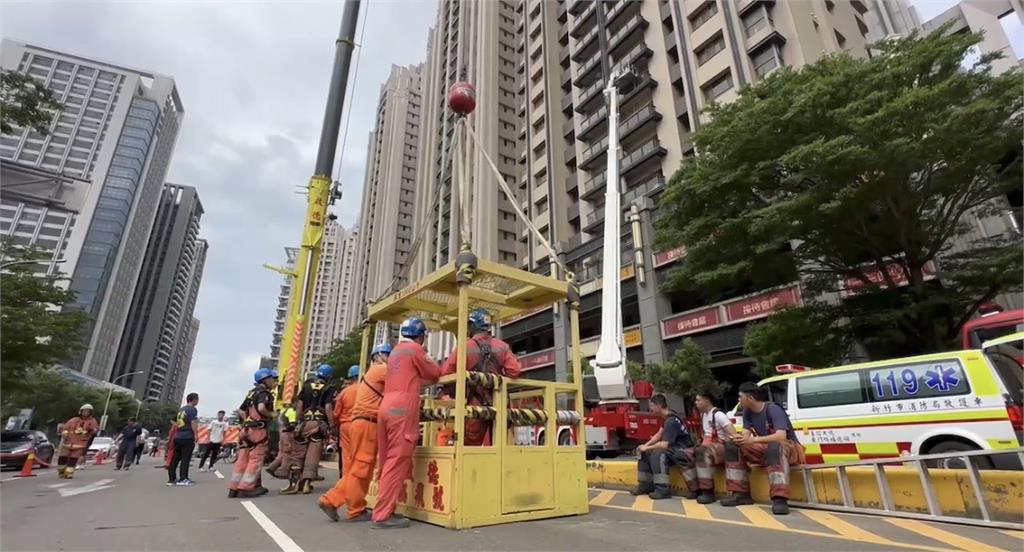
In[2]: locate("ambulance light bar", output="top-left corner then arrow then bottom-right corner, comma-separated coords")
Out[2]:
776,364 -> 813,374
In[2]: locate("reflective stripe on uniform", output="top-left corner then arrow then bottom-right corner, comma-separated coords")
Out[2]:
726,468 -> 748,481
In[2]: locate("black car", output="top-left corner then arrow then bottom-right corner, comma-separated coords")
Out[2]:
0,430 -> 55,470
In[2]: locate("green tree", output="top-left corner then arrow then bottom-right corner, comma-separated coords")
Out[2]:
1,70 -> 63,135
137,401 -> 181,434
743,306 -> 851,378
632,339 -> 728,400
657,27 -> 1022,359
315,328 -> 365,381
0,244 -> 90,392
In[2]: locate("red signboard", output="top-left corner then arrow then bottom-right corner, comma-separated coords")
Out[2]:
840,260 -> 937,297
652,246 -> 686,268
519,349 -> 555,371
660,307 -> 721,340
725,286 -> 801,323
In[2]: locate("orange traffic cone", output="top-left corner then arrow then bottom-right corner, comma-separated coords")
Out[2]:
14,452 -> 37,478
95,449 -> 105,465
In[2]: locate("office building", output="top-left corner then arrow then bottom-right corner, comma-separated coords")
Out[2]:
350,64 -> 423,336
302,219 -> 348,373
112,184 -> 206,403
0,40 -> 184,382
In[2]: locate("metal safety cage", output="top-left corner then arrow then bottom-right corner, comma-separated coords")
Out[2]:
791,447 -> 1024,530
363,259 -> 590,529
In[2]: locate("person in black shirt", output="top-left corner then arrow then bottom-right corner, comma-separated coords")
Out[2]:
281,365 -> 335,495
722,382 -> 806,515
115,418 -> 142,470
630,394 -> 693,500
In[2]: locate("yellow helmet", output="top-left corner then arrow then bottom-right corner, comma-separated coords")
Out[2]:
79,403 -> 94,412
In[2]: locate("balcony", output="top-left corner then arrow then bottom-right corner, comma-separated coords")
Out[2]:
568,0 -> 586,16
573,54 -> 602,87
619,103 -> 661,141
575,78 -> 605,113
568,202 -> 581,222
737,0 -> 775,17
572,27 -> 600,61
566,172 -> 578,192
578,105 -> 608,140
579,170 -> 606,200
608,14 -> 648,55
561,93 -> 574,113
621,137 -> 667,176
610,43 -> 653,76
563,118 -> 575,138
560,44 -> 570,66
606,0 -> 642,28
558,0 -> 567,19
584,209 -> 605,233
571,3 -> 598,38
623,173 -> 665,205
579,135 -> 609,170
565,144 -> 577,166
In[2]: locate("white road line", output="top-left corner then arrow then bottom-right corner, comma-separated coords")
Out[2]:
46,483 -> 71,488
241,501 -> 303,552
214,470 -> 224,479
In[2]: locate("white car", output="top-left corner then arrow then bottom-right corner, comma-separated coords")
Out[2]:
86,437 -> 116,460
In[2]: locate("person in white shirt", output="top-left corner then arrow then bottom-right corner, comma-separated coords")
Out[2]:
686,388 -> 736,504
198,411 -> 229,471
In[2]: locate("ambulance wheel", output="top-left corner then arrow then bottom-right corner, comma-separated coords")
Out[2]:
927,440 -> 993,470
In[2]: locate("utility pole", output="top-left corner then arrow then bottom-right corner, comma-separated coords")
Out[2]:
275,0 -> 360,405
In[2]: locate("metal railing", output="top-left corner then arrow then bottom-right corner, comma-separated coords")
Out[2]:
793,447 -> 1024,530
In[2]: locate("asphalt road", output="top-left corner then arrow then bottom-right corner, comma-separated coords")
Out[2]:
1,455 -> 1019,552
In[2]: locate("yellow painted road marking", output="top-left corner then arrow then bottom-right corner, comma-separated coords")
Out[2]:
589,490 -> 616,506
682,499 -> 713,520
737,505 -> 787,531
887,518 -> 1005,552
802,510 -> 892,546
1001,530 -> 1024,540
631,494 -> 653,512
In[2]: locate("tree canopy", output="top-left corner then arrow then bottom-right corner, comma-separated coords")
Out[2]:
657,27 -> 1022,361
0,70 -> 63,135
632,339 -> 728,401
315,328 -> 365,381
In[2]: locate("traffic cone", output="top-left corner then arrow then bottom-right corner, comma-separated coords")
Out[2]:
14,453 -> 37,478
95,449 -> 105,465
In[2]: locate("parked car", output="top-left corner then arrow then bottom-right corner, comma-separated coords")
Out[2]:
0,430 -> 55,470
85,437 -> 116,460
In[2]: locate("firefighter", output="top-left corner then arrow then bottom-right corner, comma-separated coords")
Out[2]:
281,364 -> 335,495
440,308 -> 522,446
723,382 -> 805,515
630,393 -> 693,499
320,343 -> 390,522
56,404 -> 99,479
266,402 -> 297,479
228,369 -> 278,498
332,365 -> 359,474
679,389 -> 736,503
371,318 -> 441,529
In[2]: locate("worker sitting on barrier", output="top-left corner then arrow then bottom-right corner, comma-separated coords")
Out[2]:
631,393 -> 693,499
723,382 -> 806,515
441,308 -> 522,446
679,388 -> 736,503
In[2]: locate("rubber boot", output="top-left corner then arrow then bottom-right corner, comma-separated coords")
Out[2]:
300,479 -> 313,494
319,500 -> 340,522
228,489 -> 239,498
771,498 -> 790,515
371,515 -> 411,529
648,489 -> 673,500
65,466 -> 75,479
720,493 -> 754,507
279,468 -> 301,495
237,488 -> 263,498
629,485 -> 653,496
696,491 -> 716,504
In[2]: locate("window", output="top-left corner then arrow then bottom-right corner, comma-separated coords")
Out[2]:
797,372 -> 865,408
867,361 -> 970,402
752,47 -> 780,78
742,7 -> 768,36
766,380 -> 789,409
696,34 -> 726,66
690,1 -> 718,31
702,72 -> 733,101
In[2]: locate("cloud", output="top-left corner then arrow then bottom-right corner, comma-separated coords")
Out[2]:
1,0 -> 436,412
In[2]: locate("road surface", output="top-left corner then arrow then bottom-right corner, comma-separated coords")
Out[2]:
1,455 -> 1019,551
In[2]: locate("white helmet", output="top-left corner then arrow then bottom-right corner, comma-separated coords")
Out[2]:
79,403 -> 94,412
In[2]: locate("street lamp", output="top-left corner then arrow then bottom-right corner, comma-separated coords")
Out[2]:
101,371 -> 143,432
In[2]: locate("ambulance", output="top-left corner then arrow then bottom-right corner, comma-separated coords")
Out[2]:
731,336 -> 1023,470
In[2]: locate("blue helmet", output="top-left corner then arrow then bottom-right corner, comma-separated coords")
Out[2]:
371,343 -> 393,357
468,308 -> 492,331
399,317 -> 427,338
254,368 -> 278,383
347,365 -> 360,379
315,364 -> 333,380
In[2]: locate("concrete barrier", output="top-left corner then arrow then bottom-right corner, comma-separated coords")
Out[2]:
586,460 -> 1023,523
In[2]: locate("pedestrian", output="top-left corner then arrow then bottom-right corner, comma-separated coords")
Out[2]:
722,382 -> 806,515
280,365 -> 336,494
56,404 -> 99,479
332,366 -> 359,473
440,308 -> 521,446
371,318 -> 441,529
679,389 -> 736,503
266,402 -> 297,479
198,411 -> 229,472
168,393 -> 200,486
630,393 -> 693,499
228,369 -> 278,499
320,343 -> 390,522
115,418 -> 143,471
134,430 -> 146,465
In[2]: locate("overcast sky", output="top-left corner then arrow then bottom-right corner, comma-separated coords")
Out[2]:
1,1 -> 1019,415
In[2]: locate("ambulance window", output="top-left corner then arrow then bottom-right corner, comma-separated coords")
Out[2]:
797,371 -> 866,408
766,380 -> 789,409
988,352 -> 1023,405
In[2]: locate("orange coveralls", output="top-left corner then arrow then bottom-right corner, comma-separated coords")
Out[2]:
371,341 -> 441,522
229,384 -> 274,492
441,334 -> 522,445
333,384 -> 357,474
321,361 -> 387,519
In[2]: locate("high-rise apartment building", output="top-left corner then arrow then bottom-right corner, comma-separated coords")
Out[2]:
350,64 -> 423,332
268,246 -> 299,367
303,219 -> 348,373
411,0 -> 526,281
0,40 -> 184,382
168,317 -> 200,404
336,226 -> 362,335
863,0 -> 921,41
112,184 -> 206,403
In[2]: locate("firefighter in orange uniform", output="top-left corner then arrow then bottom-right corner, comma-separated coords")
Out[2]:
371,318 -> 441,529
57,404 -> 99,479
332,365 -> 359,473
441,308 -> 522,446
320,343 -> 390,522
228,369 -> 277,498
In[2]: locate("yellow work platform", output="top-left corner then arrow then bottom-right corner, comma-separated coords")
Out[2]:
362,256 -> 590,529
